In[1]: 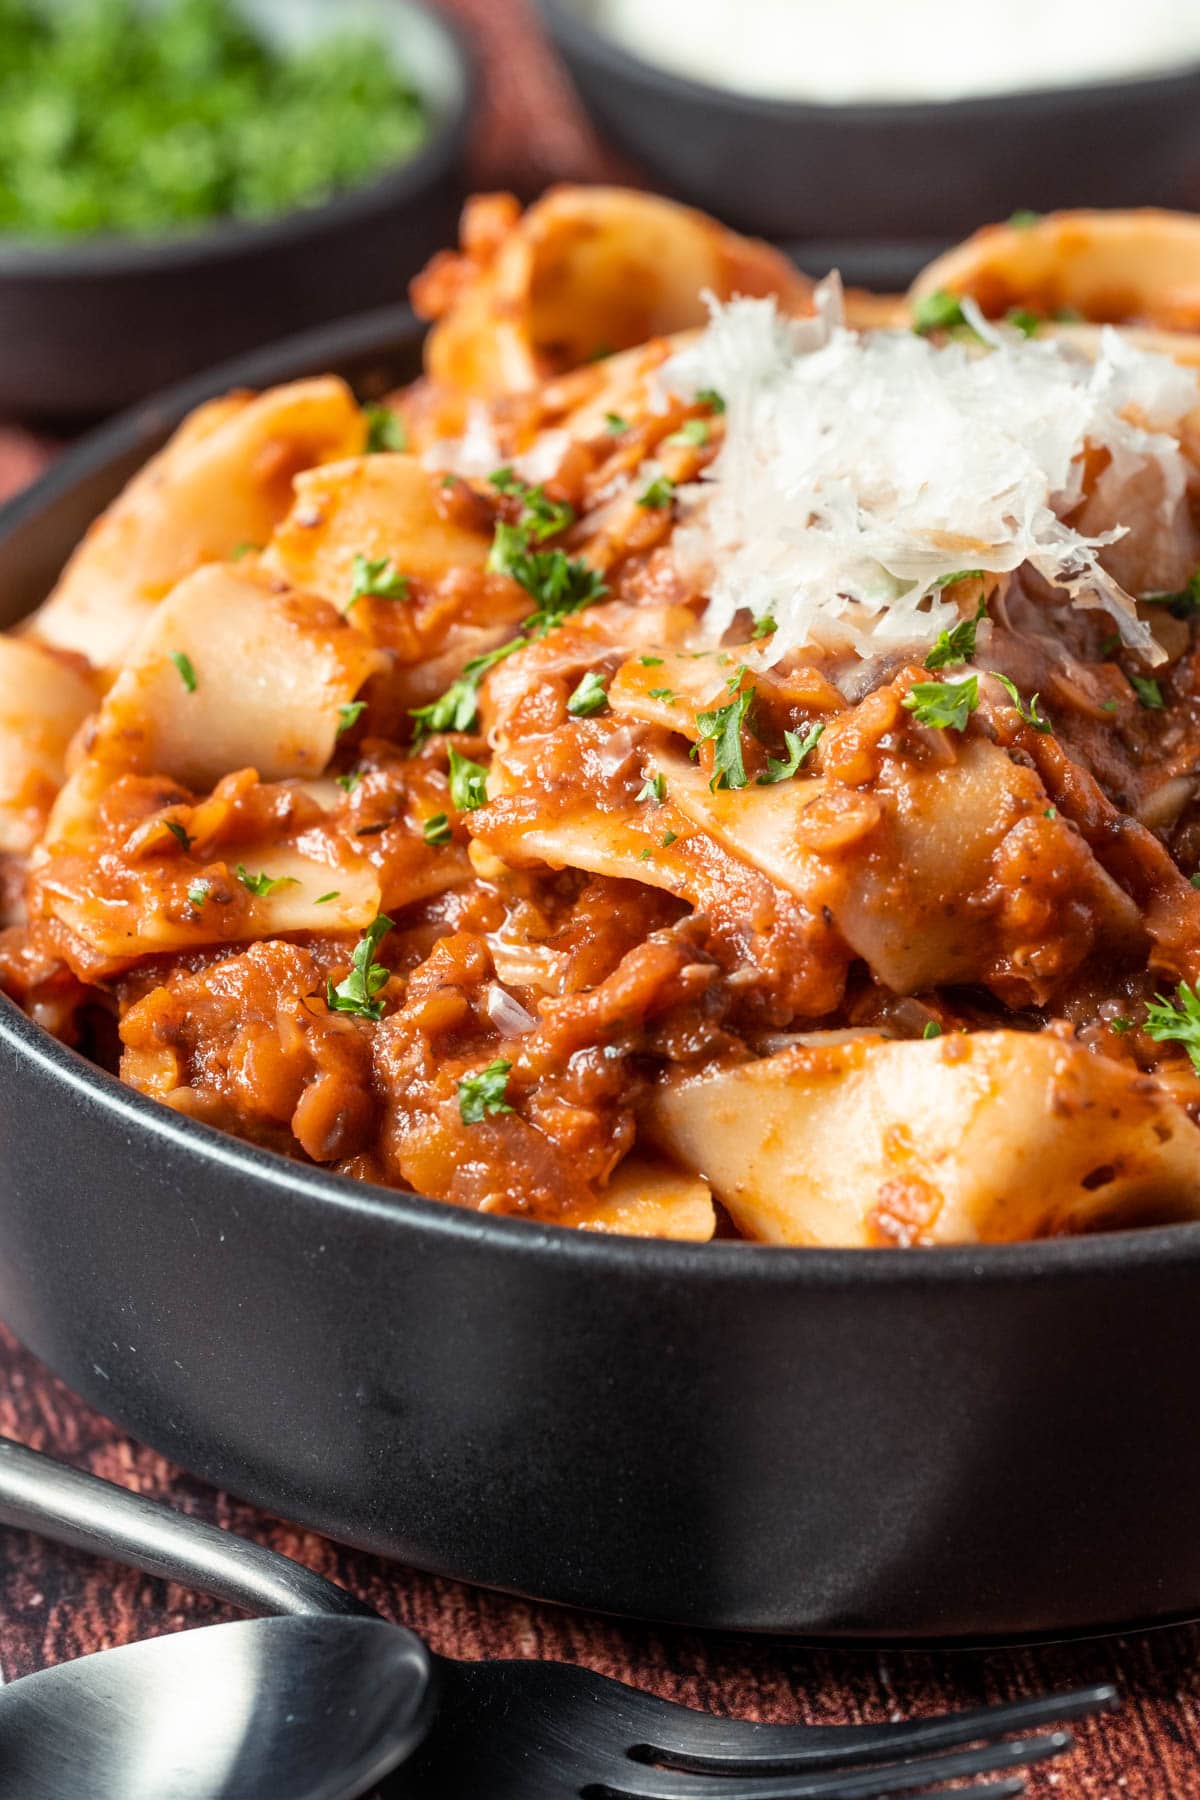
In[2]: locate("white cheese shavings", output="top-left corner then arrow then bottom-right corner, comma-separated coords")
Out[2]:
661,284 -> 1200,667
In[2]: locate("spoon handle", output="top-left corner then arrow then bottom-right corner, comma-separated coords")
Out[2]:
0,1436 -> 376,1619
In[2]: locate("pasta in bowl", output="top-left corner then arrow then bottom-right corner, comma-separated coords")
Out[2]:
7,189 -> 1200,1250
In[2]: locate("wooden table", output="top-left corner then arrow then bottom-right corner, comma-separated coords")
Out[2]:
2,4 -> 1200,1792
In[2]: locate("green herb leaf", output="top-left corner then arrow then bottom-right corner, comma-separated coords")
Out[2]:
364,404 -> 407,454
751,611 -> 777,639
1129,673 -> 1164,710
410,637 -> 527,740
922,1021 -> 942,1039
315,891 -> 341,905
337,701 -> 366,736
992,672 -> 1052,732
336,769 -> 363,795
638,474 -> 676,510
1142,569 -> 1200,618
169,650 -> 197,693
1145,983 -> 1200,1073
604,413 -> 629,434
326,915 -> 394,1022
661,830 -> 677,847
757,721 -> 824,784
237,864 -> 300,898
638,655 -> 663,667
913,288 -> 968,335
1009,209 -> 1040,228
695,687 -> 755,791
164,819 -> 193,852
458,1058 -> 514,1124
667,418 -> 709,448
349,553 -> 408,605
230,540 -> 259,561
487,520 -> 608,637
1005,307 -> 1040,338
566,670 -> 609,717
448,744 -> 488,812
1109,1016 -> 1134,1034
925,598 -> 987,670
902,676 -> 979,732
489,470 -> 574,541
422,812 -> 452,847
187,880 -> 209,909
636,772 -> 666,804
697,388 -> 726,413
933,569 -> 985,590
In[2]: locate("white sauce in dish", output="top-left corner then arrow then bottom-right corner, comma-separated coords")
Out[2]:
591,0 -> 1200,104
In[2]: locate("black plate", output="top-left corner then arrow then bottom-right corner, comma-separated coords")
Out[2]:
2,309 -> 1200,1642
539,0 -> 1200,244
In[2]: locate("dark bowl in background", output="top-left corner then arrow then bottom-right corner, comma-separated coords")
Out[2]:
3,307 -> 1200,1643
538,0 -> 1200,247
0,0 -> 472,422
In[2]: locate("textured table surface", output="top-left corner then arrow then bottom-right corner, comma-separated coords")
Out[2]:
2,3 -> 1200,1794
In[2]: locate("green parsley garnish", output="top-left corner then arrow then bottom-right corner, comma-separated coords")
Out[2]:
757,721 -> 824,785
913,288 -> 968,335
638,475 -> 676,510
422,813 -> 452,847
902,676 -> 979,732
230,540 -> 259,560
922,1021 -> 942,1040
992,673 -> 1051,732
1191,873 -> 1200,890
636,772 -> 666,804
164,819 -> 193,852
933,569 -> 985,590
1009,209 -> 1040,228
1143,569 -> 1200,618
488,525 -> 607,637
410,638 -> 526,740
751,611 -> 777,639
695,688 -> 755,791
489,469 -> 574,541
661,831 -> 677,848
169,650 -> 197,693
1101,700 -> 1119,713
349,553 -> 408,605
638,655 -> 663,667
187,881 -> 209,909
925,599 -> 987,671
604,413 -> 629,434
364,404 -> 407,454
448,744 -> 489,811
237,865 -> 299,898
1145,983 -> 1200,1073
1044,806 -> 1058,819
696,388 -> 725,413
566,671 -> 609,717
667,418 -> 709,448
315,891 -> 341,905
336,769 -> 363,795
326,915 -> 394,1022
1005,308 -> 1040,338
1129,673 -> 1164,711
458,1058 -> 514,1124
337,701 -> 366,736
1109,1016 -> 1134,1034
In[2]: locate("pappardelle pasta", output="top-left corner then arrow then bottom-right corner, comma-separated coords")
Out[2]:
8,189 -> 1200,1247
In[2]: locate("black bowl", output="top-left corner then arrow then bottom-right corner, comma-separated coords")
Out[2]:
3,309 -> 1200,1643
0,0 -> 472,423
538,0 -> 1200,245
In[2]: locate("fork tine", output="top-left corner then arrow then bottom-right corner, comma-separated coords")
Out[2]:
583,1727 -> 1072,1799
633,1683 -> 1117,1775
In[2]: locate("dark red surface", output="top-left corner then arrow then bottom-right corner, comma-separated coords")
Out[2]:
2,5 -> 1200,1790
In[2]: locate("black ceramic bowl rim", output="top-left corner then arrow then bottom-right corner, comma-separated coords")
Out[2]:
0,0 -> 473,279
539,0 -> 1200,127
3,298 -> 1199,1292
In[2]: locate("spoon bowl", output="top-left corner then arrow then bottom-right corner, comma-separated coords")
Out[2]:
0,1614 -> 434,1800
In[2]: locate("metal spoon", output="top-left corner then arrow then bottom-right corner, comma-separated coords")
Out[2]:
0,1436 -> 435,1799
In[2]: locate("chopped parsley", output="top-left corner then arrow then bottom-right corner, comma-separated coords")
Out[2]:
637,847 -> 653,860
751,611 -> 778,639
169,650 -> 197,693
638,474 -> 676,510
636,772 -> 666,805
164,819 -> 193,852
237,865 -> 299,898
410,637 -> 526,740
667,418 -> 709,448
604,413 -> 629,434
1145,983 -> 1200,1073
489,469 -> 574,541
661,831 -> 677,847
1129,673 -> 1164,711
925,599 -> 987,670
933,569 -> 985,590
336,769 -> 363,795
337,701 -> 366,736
992,673 -> 1051,732
902,676 -> 979,732
488,524 -> 608,637
1044,806 -> 1058,819
922,1021 -> 942,1040
364,404 -> 407,454
757,721 -> 824,785
1109,1016 -> 1134,1035
566,671 -> 609,717
638,655 -> 664,667
349,553 -> 408,605
458,1058 -> 514,1124
422,812 -> 452,847
695,687 -> 755,791
648,686 -> 677,704
1144,569 -> 1200,618
187,880 -> 209,909
315,891 -> 341,905
326,915 -> 394,1022
1005,307 -> 1040,338
913,288 -> 968,335
448,744 -> 489,812
1010,209 -> 1041,228
696,388 -> 725,413
230,540 -> 259,560
1191,873 -> 1200,890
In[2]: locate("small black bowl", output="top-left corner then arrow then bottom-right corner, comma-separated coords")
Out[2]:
0,0 -> 472,423
539,0 -> 1200,246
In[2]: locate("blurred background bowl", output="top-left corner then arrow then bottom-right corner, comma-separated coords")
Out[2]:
0,0 -> 472,422
538,0 -> 1200,251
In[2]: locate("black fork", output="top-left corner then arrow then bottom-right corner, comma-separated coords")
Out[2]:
396,1656 -> 1116,1797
